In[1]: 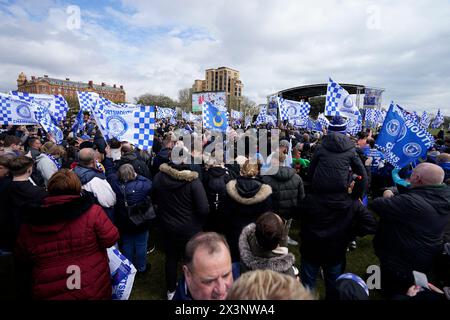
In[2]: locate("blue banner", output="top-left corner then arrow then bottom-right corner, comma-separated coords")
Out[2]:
376,103 -> 434,169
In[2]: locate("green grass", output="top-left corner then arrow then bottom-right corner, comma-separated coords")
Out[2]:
129,220 -> 382,300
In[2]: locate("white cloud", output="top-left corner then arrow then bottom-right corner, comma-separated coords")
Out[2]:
0,0 -> 449,115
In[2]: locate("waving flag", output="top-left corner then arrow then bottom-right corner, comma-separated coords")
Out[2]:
325,78 -> 359,118
347,113 -> 363,136
0,93 -> 38,125
231,109 -> 243,120
376,103 -> 434,169
420,111 -> 431,129
10,91 -> 68,123
256,104 -> 268,125
279,98 -> 311,121
33,102 -> 64,144
431,109 -> 444,129
245,116 -> 252,128
317,113 -> 330,130
202,101 -> 228,132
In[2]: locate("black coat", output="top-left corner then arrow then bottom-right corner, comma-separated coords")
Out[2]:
309,132 -> 367,194
1,180 -> 48,251
152,163 -> 209,236
299,193 -> 377,265
372,185 -> 450,273
262,166 -> 305,219
224,177 -> 273,261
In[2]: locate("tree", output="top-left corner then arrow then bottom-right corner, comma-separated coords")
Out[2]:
65,96 -> 80,118
135,93 -> 176,108
240,96 -> 256,112
177,88 -> 192,111
308,96 -> 326,118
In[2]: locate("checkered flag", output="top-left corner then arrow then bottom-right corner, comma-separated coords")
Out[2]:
278,97 -> 289,121
77,91 -> 99,112
0,93 -> 13,125
255,104 -> 268,125
420,111 -> 431,129
133,106 -> 156,151
431,109 -> 444,129
33,101 -> 63,144
325,78 -> 343,116
10,91 -> 68,123
325,78 -> 359,118
231,109 -> 243,120
317,113 -> 330,130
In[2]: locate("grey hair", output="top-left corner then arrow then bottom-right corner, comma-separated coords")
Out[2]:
118,163 -> 136,182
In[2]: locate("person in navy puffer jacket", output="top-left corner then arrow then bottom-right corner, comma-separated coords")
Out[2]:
109,163 -> 152,273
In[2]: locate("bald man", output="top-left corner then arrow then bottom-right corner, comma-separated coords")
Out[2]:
73,148 -> 116,220
371,163 -> 450,298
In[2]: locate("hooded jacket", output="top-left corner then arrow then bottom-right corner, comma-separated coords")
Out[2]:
224,177 -> 273,261
299,192 -> 377,265
372,184 -> 450,273
109,174 -> 153,234
15,194 -> 119,300
73,165 -> 116,209
309,132 -> 367,194
239,223 -> 296,277
35,153 -> 58,186
115,151 -> 151,179
152,163 -> 209,235
262,166 -> 305,219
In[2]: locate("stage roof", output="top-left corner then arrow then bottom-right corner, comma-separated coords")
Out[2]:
277,83 -> 366,101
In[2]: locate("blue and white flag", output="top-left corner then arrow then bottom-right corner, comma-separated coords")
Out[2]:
317,113 -> 330,130
169,117 -> 177,126
431,109 -> 444,129
420,111 -> 431,129
245,115 -> 252,128
347,113 -> 363,136
231,109 -> 243,120
376,103 -> 434,169
375,109 -> 386,125
0,93 -> 38,125
71,109 -> 84,136
10,91 -> 68,123
33,102 -> 64,144
364,108 -> 378,128
256,104 -> 268,125
306,118 -> 322,131
291,116 -> 309,128
77,91 -> 99,112
279,98 -> 311,121
92,101 -> 155,150
325,78 -> 360,118
202,101 -> 228,132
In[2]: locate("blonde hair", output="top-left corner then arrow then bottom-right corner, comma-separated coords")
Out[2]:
227,269 -> 316,300
240,160 -> 259,177
42,142 -> 66,157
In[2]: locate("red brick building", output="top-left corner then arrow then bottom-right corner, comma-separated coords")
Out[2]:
16,72 -> 126,102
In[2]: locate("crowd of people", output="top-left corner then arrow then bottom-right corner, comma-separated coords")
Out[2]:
0,111 -> 449,301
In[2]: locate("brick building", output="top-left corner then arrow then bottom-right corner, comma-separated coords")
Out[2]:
16,72 -> 126,102
192,66 -> 244,106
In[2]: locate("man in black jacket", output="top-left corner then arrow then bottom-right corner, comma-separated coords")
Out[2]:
152,147 -> 209,300
299,116 -> 372,298
371,162 -> 450,298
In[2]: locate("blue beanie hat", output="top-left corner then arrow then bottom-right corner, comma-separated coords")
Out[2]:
328,116 -> 348,133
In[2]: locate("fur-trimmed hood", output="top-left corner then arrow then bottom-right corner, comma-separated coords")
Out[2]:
159,163 -> 199,181
239,223 -> 295,273
226,178 -> 272,205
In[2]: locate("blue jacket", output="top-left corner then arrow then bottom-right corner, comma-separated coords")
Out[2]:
173,263 -> 240,301
109,174 -> 152,233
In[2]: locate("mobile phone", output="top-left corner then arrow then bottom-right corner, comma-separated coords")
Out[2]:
413,271 -> 430,290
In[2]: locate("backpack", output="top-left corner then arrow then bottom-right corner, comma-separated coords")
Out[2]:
120,184 -> 156,227
205,169 -> 229,216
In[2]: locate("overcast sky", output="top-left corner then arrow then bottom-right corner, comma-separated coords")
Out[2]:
0,0 -> 449,114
